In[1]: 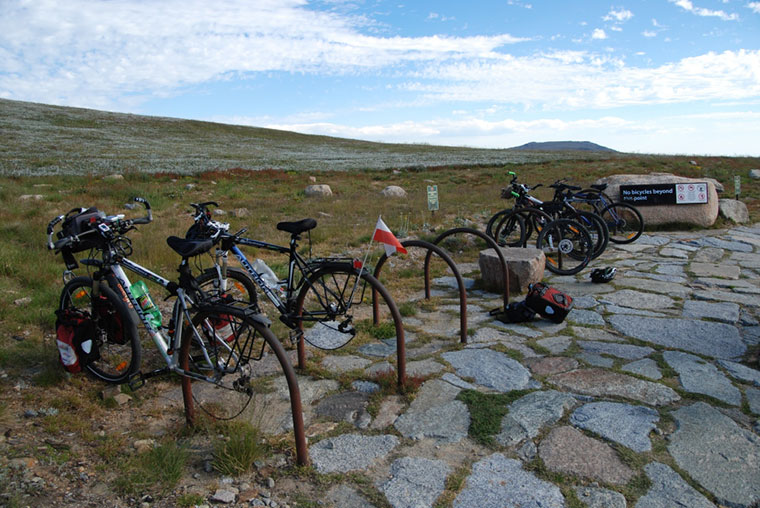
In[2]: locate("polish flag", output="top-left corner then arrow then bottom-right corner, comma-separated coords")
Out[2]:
372,216 -> 407,256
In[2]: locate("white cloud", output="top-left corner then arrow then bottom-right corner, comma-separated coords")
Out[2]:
642,30 -> 657,37
669,0 -> 739,20
603,8 -> 634,22
0,0 -> 526,108
592,28 -> 608,39
748,2 -> 760,14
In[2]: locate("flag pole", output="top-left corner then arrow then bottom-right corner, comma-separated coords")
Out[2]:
350,216 -> 380,300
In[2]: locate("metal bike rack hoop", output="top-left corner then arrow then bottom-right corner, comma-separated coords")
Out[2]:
373,239 -> 468,344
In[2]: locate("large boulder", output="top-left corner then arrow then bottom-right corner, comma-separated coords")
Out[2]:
595,173 -> 718,227
305,184 -> 333,197
380,186 -> 407,198
718,199 -> 750,223
478,247 -> 545,293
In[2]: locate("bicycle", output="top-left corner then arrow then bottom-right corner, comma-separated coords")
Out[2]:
46,199 -> 306,430
184,202 -> 405,366
565,183 -> 644,244
487,173 -> 609,259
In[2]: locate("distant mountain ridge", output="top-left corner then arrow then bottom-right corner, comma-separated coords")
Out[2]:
511,141 -> 616,152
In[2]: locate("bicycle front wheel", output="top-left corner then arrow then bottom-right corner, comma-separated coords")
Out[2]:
295,264 -> 402,351
536,219 -> 593,275
59,276 -> 141,384
601,202 -> 644,244
179,305 -> 284,420
491,210 -> 526,247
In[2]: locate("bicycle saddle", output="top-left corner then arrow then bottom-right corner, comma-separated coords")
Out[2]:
591,183 -> 608,191
277,218 -> 317,235
166,236 -> 214,258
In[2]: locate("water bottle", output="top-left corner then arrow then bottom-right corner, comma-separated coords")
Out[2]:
252,259 -> 283,294
130,280 -> 162,329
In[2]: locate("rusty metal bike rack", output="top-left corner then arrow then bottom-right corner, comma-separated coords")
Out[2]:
425,227 -> 510,309
373,239 -> 468,343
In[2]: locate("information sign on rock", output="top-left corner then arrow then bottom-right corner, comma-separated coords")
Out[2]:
620,183 -> 708,206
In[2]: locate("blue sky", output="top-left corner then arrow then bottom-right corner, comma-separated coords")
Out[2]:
1,0 -> 759,155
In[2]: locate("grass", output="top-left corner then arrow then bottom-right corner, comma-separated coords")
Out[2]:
456,389 -> 533,446
212,421 -> 267,476
114,441 -> 189,495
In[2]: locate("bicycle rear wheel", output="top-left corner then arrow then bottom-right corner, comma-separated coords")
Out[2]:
491,210 -> 526,247
295,264 -> 402,351
179,305 -> 285,420
567,210 -> 609,259
59,276 -> 141,383
601,202 -> 644,244
195,267 -> 259,309
536,219 -> 593,275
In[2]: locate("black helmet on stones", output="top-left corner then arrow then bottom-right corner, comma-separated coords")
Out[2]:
590,267 -> 616,283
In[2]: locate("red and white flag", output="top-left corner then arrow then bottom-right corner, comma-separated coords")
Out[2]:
372,216 -> 407,256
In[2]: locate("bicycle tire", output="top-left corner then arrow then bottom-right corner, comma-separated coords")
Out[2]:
565,210 -> 609,259
536,218 -> 593,275
195,267 -> 259,310
488,209 -> 526,247
179,305 -> 286,421
59,276 -> 141,384
601,202 -> 644,244
514,207 -> 554,243
294,263 -> 401,351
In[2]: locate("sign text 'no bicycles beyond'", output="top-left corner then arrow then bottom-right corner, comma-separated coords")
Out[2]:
620,182 -> 708,206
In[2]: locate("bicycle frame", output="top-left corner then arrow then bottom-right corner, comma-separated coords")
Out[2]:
85,252 -> 237,385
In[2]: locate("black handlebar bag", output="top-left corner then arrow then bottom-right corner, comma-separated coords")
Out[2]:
56,207 -> 105,269
525,282 -> 573,323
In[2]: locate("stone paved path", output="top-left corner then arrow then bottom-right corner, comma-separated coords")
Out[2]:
280,226 -> 760,507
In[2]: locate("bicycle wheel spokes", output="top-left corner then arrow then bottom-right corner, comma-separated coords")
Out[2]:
494,211 -> 526,247
298,269 -> 368,350
536,219 -> 593,275
602,203 -> 644,244
182,308 -> 267,420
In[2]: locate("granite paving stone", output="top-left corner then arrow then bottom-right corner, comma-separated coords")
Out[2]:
716,359 -> 760,386
380,457 -> 450,508
405,358 -> 445,377
568,309 -> 606,326
693,288 -> 760,307
548,368 -> 680,406
321,354 -> 372,373
689,262 -> 741,279
659,247 -> 690,259
577,340 -> 654,360
636,235 -> 671,246
324,484 -> 375,508
603,304 -> 668,317
442,349 -> 533,392
746,386 -> 760,415
358,342 -> 397,358
694,236 -> 754,252
571,327 -> 626,342
310,434 -> 399,473
524,357 -> 579,376
693,247 -> 725,263
729,251 -> 760,268
489,321 -> 543,337
539,426 -> 635,484
440,373 -> 477,390
454,454 -> 564,508
635,462 -> 716,508
655,263 -> 687,275
574,487 -> 627,508
682,300 -> 740,323
572,295 -> 598,308
663,351 -> 742,405
608,314 -> 745,359
394,379 -> 470,443
622,358 -> 662,380
599,289 -> 675,310
496,390 -> 576,447
614,277 -> 693,297
577,352 -> 615,368
668,402 -> 760,508
536,335 -> 572,353
315,392 -> 372,429
570,401 -> 659,452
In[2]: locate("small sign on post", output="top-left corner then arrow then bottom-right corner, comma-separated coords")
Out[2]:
734,175 -> 741,200
427,185 -> 439,213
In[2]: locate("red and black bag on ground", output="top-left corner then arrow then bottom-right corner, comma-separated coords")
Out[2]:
525,282 -> 573,323
55,308 -> 100,373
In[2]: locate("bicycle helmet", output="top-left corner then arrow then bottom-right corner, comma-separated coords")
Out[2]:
590,266 -> 616,283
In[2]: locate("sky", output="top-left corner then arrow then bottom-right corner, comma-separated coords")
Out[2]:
1,0 -> 759,156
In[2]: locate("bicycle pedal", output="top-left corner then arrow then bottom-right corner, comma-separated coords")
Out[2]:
127,372 -> 146,391
288,329 -> 304,346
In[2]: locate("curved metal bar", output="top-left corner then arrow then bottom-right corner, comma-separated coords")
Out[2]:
373,239 -> 467,343
427,227 -> 509,308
